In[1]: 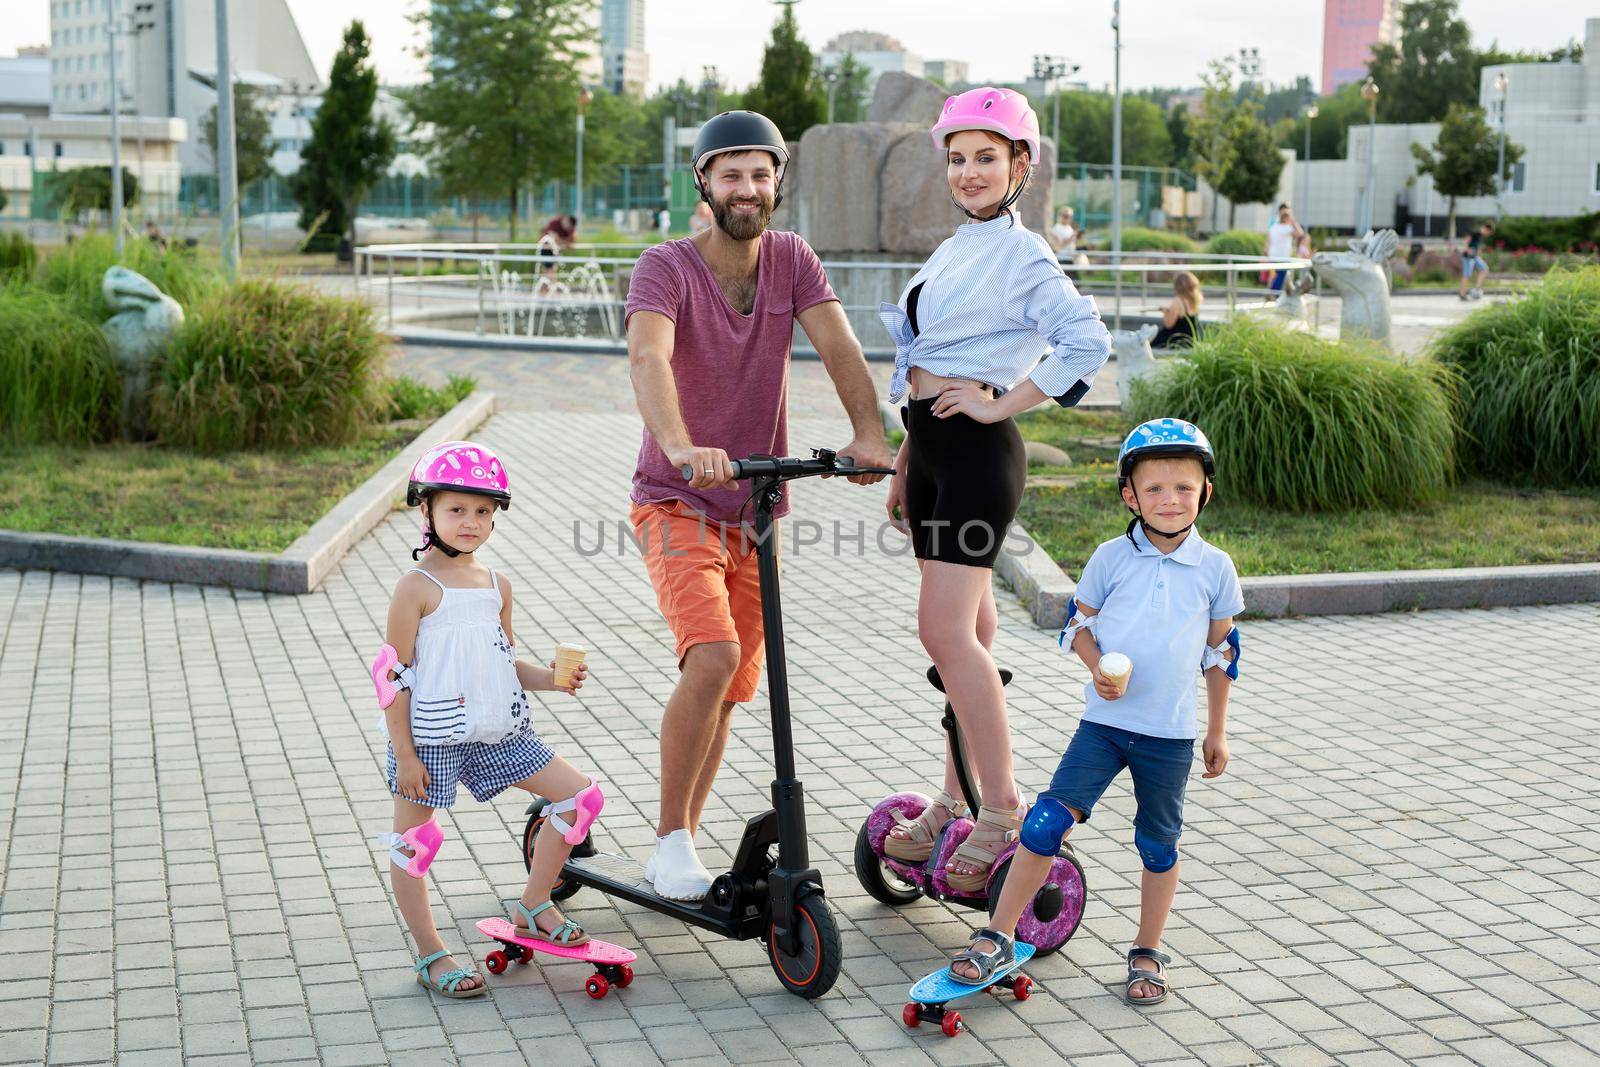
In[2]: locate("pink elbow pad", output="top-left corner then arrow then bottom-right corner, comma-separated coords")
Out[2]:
371,644 -> 416,709
378,818 -> 444,878
546,778 -> 605,845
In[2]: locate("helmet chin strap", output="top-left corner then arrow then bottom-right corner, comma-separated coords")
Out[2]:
413,499 -> 486,561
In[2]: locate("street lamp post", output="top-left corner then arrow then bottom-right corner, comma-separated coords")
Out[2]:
822,65 -> 841,124
575,86 -> 593,226
214,0 -> 241,279
1494,72 -> 1509,223
1302,103 -> 1317,222
1111,1 -> 1122,330
1031,54 -> 1077,176
105,3 -> 124,252
1358,77 -> 1379,235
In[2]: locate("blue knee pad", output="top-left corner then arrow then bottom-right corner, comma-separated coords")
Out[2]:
1134,828 -> 1178,873
1020,797 -> 1075,857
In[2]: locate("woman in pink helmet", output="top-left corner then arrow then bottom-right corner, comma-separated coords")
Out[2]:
878,88 -> 1112,904
371,440 -> 603,997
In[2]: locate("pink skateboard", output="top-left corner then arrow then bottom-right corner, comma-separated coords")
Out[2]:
475,917 -> 638,999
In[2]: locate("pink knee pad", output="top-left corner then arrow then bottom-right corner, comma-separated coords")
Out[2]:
378,818 -> 444,877
371,644 -> 415,709
545,778 -> 604,845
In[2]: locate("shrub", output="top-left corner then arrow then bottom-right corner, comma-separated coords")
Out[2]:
1119,227 -> 1200,253
1204,230 -> 1264,258
1129,318 -> 1458,510
0,232 -> 37,282
37,233 -> 222,321
1494,212 -> 1600,253
1429,266 -> 1600,486
386,373 -> 477,422
151,279 -> 391,451
0,287 -> 120,444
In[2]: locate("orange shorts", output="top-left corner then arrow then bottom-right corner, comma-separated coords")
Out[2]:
630,500 -> 772,704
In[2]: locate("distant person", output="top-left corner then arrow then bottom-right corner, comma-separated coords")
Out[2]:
688,200 -> 714,235
144,218 -> 168,252
656,204 -> 671,239
1263,205 -> 1300,292
1048,205 -> 1078,257
1152,271 -> 1202,349
1459,220 -> 1493,301
538,214 -> 576,278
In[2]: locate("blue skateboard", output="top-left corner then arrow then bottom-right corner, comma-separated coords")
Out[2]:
904,942 -> 1037,1037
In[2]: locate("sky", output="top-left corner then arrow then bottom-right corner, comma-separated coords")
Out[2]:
0,0 -> 1588,94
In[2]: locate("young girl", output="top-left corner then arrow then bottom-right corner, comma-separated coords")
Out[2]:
1152,271 -> 1202,349
375,440 -> 602,998
878,87 -> 1111,892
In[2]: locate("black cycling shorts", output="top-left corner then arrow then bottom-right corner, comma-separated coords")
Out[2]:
901,397 -> 1026,569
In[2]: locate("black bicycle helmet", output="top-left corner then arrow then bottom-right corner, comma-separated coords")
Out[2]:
692,110 -> 788,206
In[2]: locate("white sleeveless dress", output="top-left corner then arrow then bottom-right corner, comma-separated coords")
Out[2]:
405,568 -> 533,747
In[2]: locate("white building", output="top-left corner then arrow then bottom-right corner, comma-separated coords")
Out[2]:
601,0 -> 648,96
1289,16 -> 1600,234
820,31 -> 923,91
48,0 -> 320,173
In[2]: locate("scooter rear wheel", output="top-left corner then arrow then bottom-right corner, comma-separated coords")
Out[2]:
766,894 -> 842,999
522,809 -> 582,902
854,819 -> 922,906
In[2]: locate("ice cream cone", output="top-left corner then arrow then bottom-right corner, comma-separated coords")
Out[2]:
1099,652 -> 1133,694
553,643 -> 587,688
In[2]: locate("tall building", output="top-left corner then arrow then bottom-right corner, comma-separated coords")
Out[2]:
1321,0 -> 1398,95
48,0 -> 320,171
820,30 -> 923,91
601,0 -> 648,96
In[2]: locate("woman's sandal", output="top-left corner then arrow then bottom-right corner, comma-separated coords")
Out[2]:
949,927 -> 1016,986
944,803 -> 1024,894
884,789 -> 968,863
1124,946 -> 1171,1006
513,899 -> 589,948
414,949 -> 486,998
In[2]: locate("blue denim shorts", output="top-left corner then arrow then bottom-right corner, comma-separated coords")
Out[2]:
1039,720 -> 1194,844
387,730 -> 554,809
1463,254 -> 1488,275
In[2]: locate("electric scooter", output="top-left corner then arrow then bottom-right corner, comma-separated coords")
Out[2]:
523,448 -> 895,999
855,668 -> 1088,955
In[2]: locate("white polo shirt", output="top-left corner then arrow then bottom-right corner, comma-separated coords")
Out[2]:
1070,524 -> 1244,739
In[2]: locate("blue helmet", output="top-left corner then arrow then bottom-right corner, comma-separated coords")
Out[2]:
1116,418 -> 1215,490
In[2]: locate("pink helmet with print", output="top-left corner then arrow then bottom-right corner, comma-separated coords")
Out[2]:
407,440 -> 511,510
930,87 -> 1041,166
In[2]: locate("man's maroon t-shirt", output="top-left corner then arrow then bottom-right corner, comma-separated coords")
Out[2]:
625,230 -> 837,523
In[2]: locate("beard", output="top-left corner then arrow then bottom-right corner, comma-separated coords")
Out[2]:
710,189 -> 776,241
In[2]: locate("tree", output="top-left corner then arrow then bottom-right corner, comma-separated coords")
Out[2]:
202,82 -> 275,191
44,166 -> 139,218
0,186 -> 7,215
822,54 -> 871,124
1214,106 -> 1285,227
1367,0 -> 1478,124
290,21 -> 396,250
1052,92 -> 1173,167
1276,81 -> 1366,161
1410,103 -> 1523,238
402,0 -> 593,241
1167,104 -> 1192,170
742,4 -> 823,141
1189,59 -> 1237,231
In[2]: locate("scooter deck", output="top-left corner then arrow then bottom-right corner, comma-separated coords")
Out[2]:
475,917 -> 635,966
910,942 -> 1035,1006
558,850 -> 768,940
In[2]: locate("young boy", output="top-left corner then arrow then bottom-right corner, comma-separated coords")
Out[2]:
946,418 -> 1243,1006
1459,220 -> 1494,301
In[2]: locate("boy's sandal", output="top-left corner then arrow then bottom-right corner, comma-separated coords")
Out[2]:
944,803 -> 1024,894
884,789 -> 968,862
1124,946 -> 1171,1006
414,949 -> 486,998
949,927 -> 1016,986
513,899 -> 589,947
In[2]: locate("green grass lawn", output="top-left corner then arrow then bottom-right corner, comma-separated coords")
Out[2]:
1011,408 -> 1600,576
0,425 -> 419,553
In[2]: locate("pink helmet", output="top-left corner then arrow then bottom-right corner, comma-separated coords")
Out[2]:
407,440 -> 511,510
930,87 -> 1041,166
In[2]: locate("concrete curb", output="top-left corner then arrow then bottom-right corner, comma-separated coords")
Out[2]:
0,392 -> 497,594
877,402 -> 1600,627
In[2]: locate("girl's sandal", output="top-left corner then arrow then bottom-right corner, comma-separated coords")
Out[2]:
884,790 -> 968,862
944,803 -> 1024,894
414,950 -> 486,998
513,899 -> 590,948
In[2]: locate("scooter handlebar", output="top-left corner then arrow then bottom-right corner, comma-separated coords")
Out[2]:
679,450 -> 894,482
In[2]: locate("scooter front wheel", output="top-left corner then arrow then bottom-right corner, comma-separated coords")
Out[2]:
766,894 -> 842,999
854,819 -> 922,906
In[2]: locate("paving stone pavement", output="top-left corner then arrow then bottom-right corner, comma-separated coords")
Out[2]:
3,366 -> 1599,1066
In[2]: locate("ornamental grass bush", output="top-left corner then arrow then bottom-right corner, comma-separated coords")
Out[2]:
0,286 -> 120,444
1429,266 -> 1600,487
1129,318 -> 1458,511
1204,230 -> 1265,258
0,232 -> 38,281
36,232 -> 221,320
151,279 -> 391,451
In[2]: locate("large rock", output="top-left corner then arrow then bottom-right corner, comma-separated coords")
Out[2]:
101,265 -> 183,440
768,138 -> 803,234
877,132 -> 1056,255
795,123 -> 920,253
868,71 -> 952,123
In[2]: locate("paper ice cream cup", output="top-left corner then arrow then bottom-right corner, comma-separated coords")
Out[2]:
1099,652 -> 1133,693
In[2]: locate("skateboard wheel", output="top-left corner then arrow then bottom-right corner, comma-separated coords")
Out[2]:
515,953 -> 531,966
485,950 -> 508,975
1013,975 -> 1032,1001
586,975 -> 609,1000
942,1011 -> 963,1037
902,1002 -> 920,1028
616,965 -> 634,988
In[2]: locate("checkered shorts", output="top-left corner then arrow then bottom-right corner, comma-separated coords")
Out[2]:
386,729 -> 555,809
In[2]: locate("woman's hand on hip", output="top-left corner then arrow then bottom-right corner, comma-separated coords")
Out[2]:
932,381 -> 1001,423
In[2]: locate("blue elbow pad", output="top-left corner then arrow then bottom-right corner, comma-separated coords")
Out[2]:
1020,796 -> 1075,857
1201,626 -> 1241,681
